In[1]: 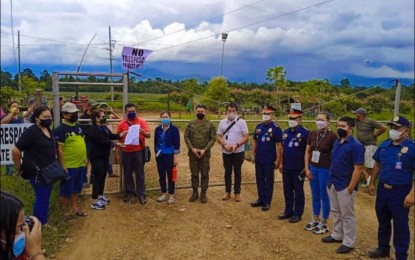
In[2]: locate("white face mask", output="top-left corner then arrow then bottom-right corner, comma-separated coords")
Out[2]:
288,120 -> 298,128
262,114 -> 271,122
316,120 -> 328,129
227,113 -> 236,121
389,129 -> 403,141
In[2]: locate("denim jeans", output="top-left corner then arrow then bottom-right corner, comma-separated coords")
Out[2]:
29,179 -> 53,224
309,165 -> 330,220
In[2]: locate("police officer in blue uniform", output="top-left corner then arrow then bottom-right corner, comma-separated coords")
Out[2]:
278,109 -> 309,223
368,116 -> 414,260
250,105 -> 283,211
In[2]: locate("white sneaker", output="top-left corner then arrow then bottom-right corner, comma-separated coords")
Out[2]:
312,222 -> 329,234
91,200 -> 105,210
157,194 -> 167,202
167,196 -> 175,204
304,220 -> 319,231
99,196 -> 110,205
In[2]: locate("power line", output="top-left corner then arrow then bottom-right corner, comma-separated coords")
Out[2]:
151,0 -> 336,53
135,0 -> 268,45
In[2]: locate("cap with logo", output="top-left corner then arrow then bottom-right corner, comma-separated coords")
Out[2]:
288,108 -> 303,118
387,115 -> 411,128
262,105 -> 276,113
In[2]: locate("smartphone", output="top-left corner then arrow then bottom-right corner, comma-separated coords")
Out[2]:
298,169 -> 306,181
24,215 -> 34,231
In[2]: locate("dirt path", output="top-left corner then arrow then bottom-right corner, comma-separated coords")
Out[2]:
55,181 -> 414,260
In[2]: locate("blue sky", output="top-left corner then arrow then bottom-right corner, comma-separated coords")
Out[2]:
1,0 -> 414,86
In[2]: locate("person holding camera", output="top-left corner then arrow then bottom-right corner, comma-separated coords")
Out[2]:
0,191 -> 45,260
12,107 -> 56,225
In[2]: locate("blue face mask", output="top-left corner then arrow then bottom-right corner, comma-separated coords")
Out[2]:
127,112 -> 136,120
161,118 -> 170,125
13,232 -> 25,257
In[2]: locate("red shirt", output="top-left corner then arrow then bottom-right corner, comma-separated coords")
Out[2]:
117,117 -> 150,152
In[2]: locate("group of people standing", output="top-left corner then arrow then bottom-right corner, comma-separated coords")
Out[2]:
2,99 -> 414,260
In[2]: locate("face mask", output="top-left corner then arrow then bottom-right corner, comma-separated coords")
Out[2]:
196,113 -> 205,120
262,114 -> 271,122
39,118 -> 52,128
389,129 -> 403,141
67,113 -> 78,122
127,112 -> 136,120
288,120 -> 298,128
337,128 -> 348,138
227,113 -> 236,121
13,232 -> 25,257
161,118 -> 170,125
316,120 -> 328,130
101,117 -> 107,124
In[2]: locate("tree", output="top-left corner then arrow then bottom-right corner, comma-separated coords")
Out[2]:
202,77 -> 229,110
266,66 -> 287,92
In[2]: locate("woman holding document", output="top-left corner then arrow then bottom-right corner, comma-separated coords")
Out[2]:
87,110 -> 127,210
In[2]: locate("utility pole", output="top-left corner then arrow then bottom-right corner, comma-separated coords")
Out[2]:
109,26 -> 114,102
18,30 -> 21,92
393,79 -> 401,116
220,33 -> 228,77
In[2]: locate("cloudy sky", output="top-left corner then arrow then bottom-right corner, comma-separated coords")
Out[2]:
1,0 -> 414,85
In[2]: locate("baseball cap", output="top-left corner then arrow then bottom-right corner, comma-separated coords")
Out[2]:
61,102 -> 80,113
262,105 -> 276,113
352,108 -> 367,115
387,115 -> 411,128
87,100 -> 99,108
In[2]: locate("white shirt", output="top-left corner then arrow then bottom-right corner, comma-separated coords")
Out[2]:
217,117 -> 249,154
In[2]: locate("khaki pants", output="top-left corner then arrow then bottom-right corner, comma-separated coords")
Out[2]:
327,185 -> 357,248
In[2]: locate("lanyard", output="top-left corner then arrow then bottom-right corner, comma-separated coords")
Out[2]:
315,128 -> 328,149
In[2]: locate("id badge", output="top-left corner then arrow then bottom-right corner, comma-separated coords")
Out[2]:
261,136 -> 266,142
395,161 -> 402,170
288,141 -> 293,147
311,151 -> 321,163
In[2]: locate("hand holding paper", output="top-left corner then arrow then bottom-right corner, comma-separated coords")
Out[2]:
124,125 -> 140,145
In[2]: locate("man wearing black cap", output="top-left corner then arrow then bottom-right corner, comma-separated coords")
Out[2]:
353,108 -> 387,187
367,115 -> 414,260
278,108 -> 309,223
250,105 -> 283,211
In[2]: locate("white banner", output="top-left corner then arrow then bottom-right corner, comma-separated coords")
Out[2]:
121,47 -> 153,70
291,103 -> 302,111
0,123 -> 32,165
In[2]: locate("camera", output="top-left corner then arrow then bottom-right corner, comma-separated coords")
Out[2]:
24,215 -> 34,231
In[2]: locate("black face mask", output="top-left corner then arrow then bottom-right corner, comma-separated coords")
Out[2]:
196,113 -> 205,120
39,119 -> 52,128
337,128 -> 348,138
101,117 -> 107,124
67,113 -> 78,122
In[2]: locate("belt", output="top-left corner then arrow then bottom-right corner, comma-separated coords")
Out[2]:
383,183 -> 393,189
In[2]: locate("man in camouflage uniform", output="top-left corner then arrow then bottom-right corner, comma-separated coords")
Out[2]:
184,104 -> 216,203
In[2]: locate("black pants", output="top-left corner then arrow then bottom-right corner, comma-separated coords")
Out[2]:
156,154 -> 175,194
122,150 -> 145,196
91,157 -> 109,199
223,152 -> 245,194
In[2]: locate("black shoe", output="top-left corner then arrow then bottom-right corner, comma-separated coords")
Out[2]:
288,216 -> 302,223
123,195 -> 131,203
261,204 -> 270,211
250,200 -> 264,207
322,236 -> 342,243
138,195 -> 147,205
189,192 -> 199,202
336,245 -> 354,254
277,213 -> 292,220
368,248 -> 390,258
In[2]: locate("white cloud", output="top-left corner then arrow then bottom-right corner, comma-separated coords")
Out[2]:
0,0 -> 413,81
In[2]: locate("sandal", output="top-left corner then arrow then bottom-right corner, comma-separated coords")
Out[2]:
75,211 -> 88,217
